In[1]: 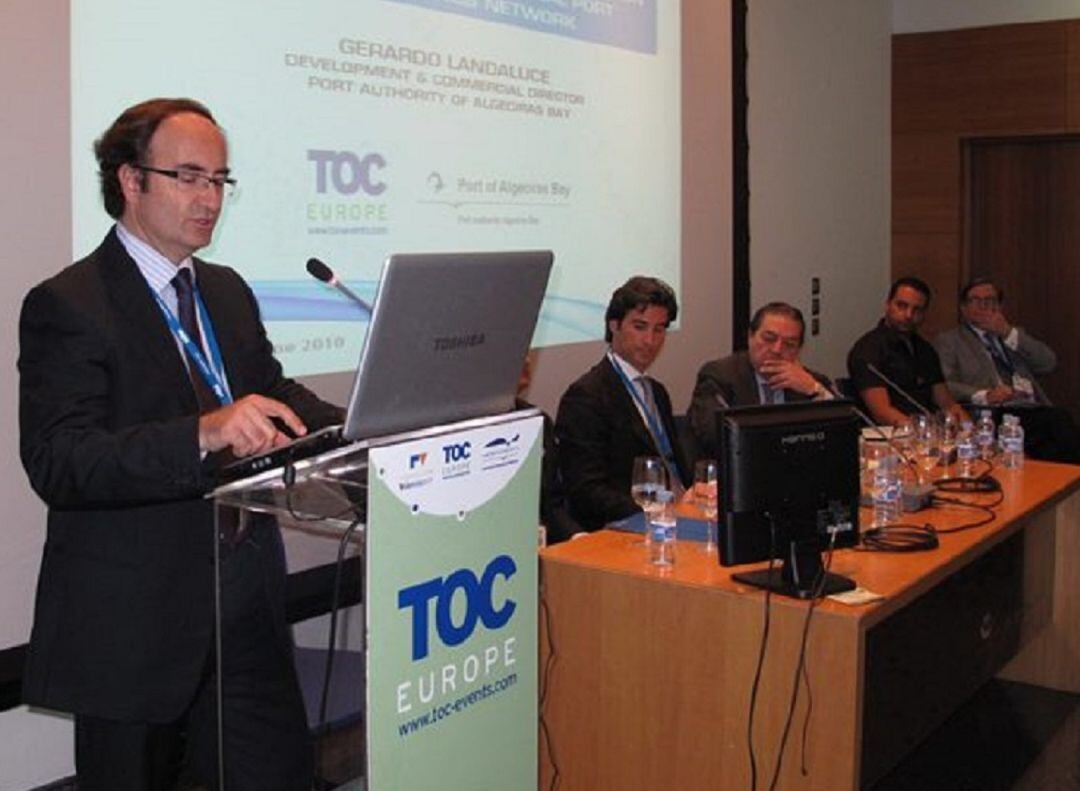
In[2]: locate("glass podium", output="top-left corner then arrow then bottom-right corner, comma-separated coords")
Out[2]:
211,410 -> 542,790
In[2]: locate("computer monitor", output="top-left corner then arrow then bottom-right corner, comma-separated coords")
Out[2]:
716,401 -> 861,599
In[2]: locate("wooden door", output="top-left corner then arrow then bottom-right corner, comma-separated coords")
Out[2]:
965,137 -> 1080,424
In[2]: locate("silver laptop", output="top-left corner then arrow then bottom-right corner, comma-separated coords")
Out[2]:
220,249 -> 553,482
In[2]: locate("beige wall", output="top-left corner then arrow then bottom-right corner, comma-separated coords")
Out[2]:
0,2 -> 74,787
893,0 -> 1080,34
524,0 -> 733,418
748,0 -> 892,380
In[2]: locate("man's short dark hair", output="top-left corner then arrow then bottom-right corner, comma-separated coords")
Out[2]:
749,301 -> 805,345
887,276 -> 932,305
959,276 -> 1003,303
94,98 -> 217,219
603,276 -> 678,342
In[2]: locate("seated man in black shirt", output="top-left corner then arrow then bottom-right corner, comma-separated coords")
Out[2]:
847,276 -> 967,426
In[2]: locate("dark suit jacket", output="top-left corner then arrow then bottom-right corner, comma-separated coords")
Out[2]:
18,229 -> 342,722
555,357 -> 690,531
688,351 -> 830,460
514,398 -> 581,544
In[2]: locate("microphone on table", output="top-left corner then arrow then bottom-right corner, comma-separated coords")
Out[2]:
822,381 -> 935,512
866,362 -> 932,417
306,257 -> 373,315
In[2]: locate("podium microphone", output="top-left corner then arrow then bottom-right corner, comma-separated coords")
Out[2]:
306,257 -> 373,315
866,362 -> 932,416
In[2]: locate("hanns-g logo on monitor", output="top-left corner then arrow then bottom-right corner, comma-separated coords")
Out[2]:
307,149 -> 387,195
397,555 -> 517,661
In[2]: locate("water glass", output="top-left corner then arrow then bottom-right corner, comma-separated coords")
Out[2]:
693,459 -> 719,554
631,456 -> 667,543
649,489 -> 677,567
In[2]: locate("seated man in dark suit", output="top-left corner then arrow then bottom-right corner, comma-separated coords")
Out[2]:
555,276 -> 691,531
515,351 -> 581,543
688,302 -> 833,459
935,277 -> 1080,463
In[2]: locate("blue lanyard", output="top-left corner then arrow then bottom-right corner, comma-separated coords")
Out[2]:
150,287 -> 233,406
609,352 -> 675,463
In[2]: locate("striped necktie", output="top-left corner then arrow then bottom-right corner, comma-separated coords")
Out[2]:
172,269 -> 219,413
637,376 -> 683,496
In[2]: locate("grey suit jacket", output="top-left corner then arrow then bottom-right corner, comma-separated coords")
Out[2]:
934,323 -> 1056,404
687,350 -> 830,460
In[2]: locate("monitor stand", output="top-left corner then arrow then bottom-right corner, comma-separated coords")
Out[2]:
732,539 -> 855,600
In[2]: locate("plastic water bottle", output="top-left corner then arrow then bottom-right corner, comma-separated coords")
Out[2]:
871,453 -> 902,527
649,490 -> 677,567
1000,414 -> 1025,470
976,411 -> 996,460
957,421 -> 977,477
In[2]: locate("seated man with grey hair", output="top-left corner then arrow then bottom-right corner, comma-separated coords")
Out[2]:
935,276 -> 1079,464
688,301 -> 833,460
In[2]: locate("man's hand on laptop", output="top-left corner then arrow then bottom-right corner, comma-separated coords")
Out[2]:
198,395 -> 308,457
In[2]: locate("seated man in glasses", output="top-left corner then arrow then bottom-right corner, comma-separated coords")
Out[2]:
688,302 -> 833,460
935,277 -> 1079,463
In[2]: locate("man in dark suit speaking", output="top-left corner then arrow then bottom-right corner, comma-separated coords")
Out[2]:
555,276 -> 690,531
18,98 -> 342,790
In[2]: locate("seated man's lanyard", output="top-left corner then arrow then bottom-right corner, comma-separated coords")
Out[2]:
609,352 -> 680,481
150,287 -> 234,407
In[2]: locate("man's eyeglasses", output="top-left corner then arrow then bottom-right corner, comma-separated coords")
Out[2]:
965,296 -> 1000,308
135,165 -> 237,197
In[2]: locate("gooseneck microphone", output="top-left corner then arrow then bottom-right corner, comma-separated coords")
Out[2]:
306,257 -> 373,315
823,381 -> 934,512
866,362 -> 932,416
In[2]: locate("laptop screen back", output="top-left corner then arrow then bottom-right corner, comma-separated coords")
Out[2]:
342,250 -> 552,441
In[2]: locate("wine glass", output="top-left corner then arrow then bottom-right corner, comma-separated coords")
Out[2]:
939,413 -> 958,470
912,418 -> 940,484
693,459 -> 719,554
631,456 -> 667,543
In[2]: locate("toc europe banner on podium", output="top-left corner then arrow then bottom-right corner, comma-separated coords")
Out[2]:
366,413 -> 541,789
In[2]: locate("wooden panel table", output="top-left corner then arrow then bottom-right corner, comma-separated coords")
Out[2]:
538,461 -> 1080,790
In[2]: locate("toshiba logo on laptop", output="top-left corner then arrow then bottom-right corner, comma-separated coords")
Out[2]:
433,332 -> 486,351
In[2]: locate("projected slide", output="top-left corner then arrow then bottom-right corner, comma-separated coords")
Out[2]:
72,0 -> 680,376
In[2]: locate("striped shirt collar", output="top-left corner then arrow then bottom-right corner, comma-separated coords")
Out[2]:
115,222 -> 196,298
